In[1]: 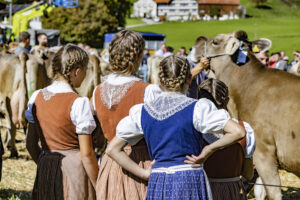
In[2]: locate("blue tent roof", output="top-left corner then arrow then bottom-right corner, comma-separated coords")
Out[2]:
104,32 -> 165,43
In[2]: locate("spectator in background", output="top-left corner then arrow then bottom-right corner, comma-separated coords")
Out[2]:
163,46 -> 174,57
280,50 -> 285,60
275,55 -> 288,71
255,51 -> 269,67
31,33 -> 49,53
177,46 -> 187,57
14,31 -> 31,54
142,49 -> 150,82
0,28 -> 6,46
291,51 -> 300,66
37,33 -> 49,48
268,52 -> 280,68
155,43 -> 166,56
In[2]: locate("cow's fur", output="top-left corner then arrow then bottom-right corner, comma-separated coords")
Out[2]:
147,55 -> 163,84
0,53 -> 28,157
77,54 -> 101,98
193,31 -> 300,200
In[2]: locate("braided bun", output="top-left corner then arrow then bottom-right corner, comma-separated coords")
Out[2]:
158,55 -> 190,92
198,78 -> 229,109
109,30 -> 145,75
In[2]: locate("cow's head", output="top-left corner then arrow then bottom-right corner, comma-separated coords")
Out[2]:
192,30 -> 271,77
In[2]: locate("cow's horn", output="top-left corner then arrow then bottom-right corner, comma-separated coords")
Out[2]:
234,30 -> 248,41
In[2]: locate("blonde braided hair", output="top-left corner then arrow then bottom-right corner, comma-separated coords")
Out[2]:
51,44 -> 89,92
158,55 -> 191,92
109,30 -> 145,75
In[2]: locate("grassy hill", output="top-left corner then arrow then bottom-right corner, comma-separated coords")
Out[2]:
128,0 -> 300,59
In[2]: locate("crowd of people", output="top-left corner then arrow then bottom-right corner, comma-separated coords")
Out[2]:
15,30 -> 258,200
254,49 -> 299,72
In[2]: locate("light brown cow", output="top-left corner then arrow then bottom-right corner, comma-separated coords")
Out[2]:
0,52 -> 28,157
147,55 -> 163,84
77,54 -> 101,98
192,30 -> 300,200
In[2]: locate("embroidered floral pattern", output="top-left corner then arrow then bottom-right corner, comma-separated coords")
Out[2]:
41,88 -> 56,101
144,93 -> 196,121
100,81 -> 137,109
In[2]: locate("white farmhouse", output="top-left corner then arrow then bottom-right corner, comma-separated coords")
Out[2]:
156,0 -> 199,21
132,0 -> 157,18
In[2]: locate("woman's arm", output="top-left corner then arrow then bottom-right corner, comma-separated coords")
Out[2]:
241,157 -> 254,180
106,136 -> 152,180
78,134 -> 99,188
185,119 -> 245,166
26,123 -> 42,163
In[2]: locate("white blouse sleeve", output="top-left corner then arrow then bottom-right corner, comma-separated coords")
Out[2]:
193,98 -> 230,134
144,84 -> 162,102
232,119 -> 256,158
71,97 -> 96,135
116,104 -> 144,145
25,90 -> 41,123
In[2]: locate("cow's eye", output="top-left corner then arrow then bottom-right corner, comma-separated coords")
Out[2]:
212,40 -> 219,46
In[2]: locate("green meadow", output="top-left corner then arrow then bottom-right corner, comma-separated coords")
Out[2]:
128,0 -> 300,59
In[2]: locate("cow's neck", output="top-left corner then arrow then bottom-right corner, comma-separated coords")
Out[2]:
212,55 -> 263,116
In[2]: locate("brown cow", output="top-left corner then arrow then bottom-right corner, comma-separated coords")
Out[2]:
0,52 -> 28,157
192,30 -> 300,200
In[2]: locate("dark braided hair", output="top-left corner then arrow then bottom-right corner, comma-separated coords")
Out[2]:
158,55 -> 191,92
197,78 -> 229,110
109,30 -> 145,75
51,44 -> 89,92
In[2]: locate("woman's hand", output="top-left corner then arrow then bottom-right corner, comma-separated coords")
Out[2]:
191,57 -> 210,80
184,145 -> 214,167
199,57 -> 210,69
143,160 -> 155,180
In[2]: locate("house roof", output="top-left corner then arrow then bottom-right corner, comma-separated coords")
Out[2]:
155,0 -> 171,3
155,0 -> 239,4
198,0 -> 240,5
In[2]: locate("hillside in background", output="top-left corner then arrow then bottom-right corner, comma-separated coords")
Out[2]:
128,0 -> 300,59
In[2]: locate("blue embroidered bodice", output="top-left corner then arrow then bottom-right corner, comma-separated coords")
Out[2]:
141,101 -> 203,168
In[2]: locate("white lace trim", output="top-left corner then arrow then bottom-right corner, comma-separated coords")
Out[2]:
41,88 -> 56,101
144,93 -> 196,121
100,81 -> 137,109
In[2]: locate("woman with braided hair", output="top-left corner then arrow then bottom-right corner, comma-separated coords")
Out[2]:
25,44 -> 98,199
92,30 -> 161,200
198,78 -> 256,200
106,55 -> 246,200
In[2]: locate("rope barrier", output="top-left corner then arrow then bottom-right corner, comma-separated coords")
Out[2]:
247,181 -> 300,190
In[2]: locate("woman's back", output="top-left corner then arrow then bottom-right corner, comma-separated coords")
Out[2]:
34,89 -> 79,150
141,95 -> 201,168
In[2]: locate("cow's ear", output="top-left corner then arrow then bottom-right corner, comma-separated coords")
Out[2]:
234,30 -> 248,41
225,37 -> 240,55
251,38 -> 272,54
194,36 -> 210,46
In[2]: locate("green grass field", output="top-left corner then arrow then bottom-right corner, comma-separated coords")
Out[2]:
128,0 -> 300,59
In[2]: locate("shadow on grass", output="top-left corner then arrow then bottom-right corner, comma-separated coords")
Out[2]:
256,5 -> 272,9
0,189 -> 31,200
